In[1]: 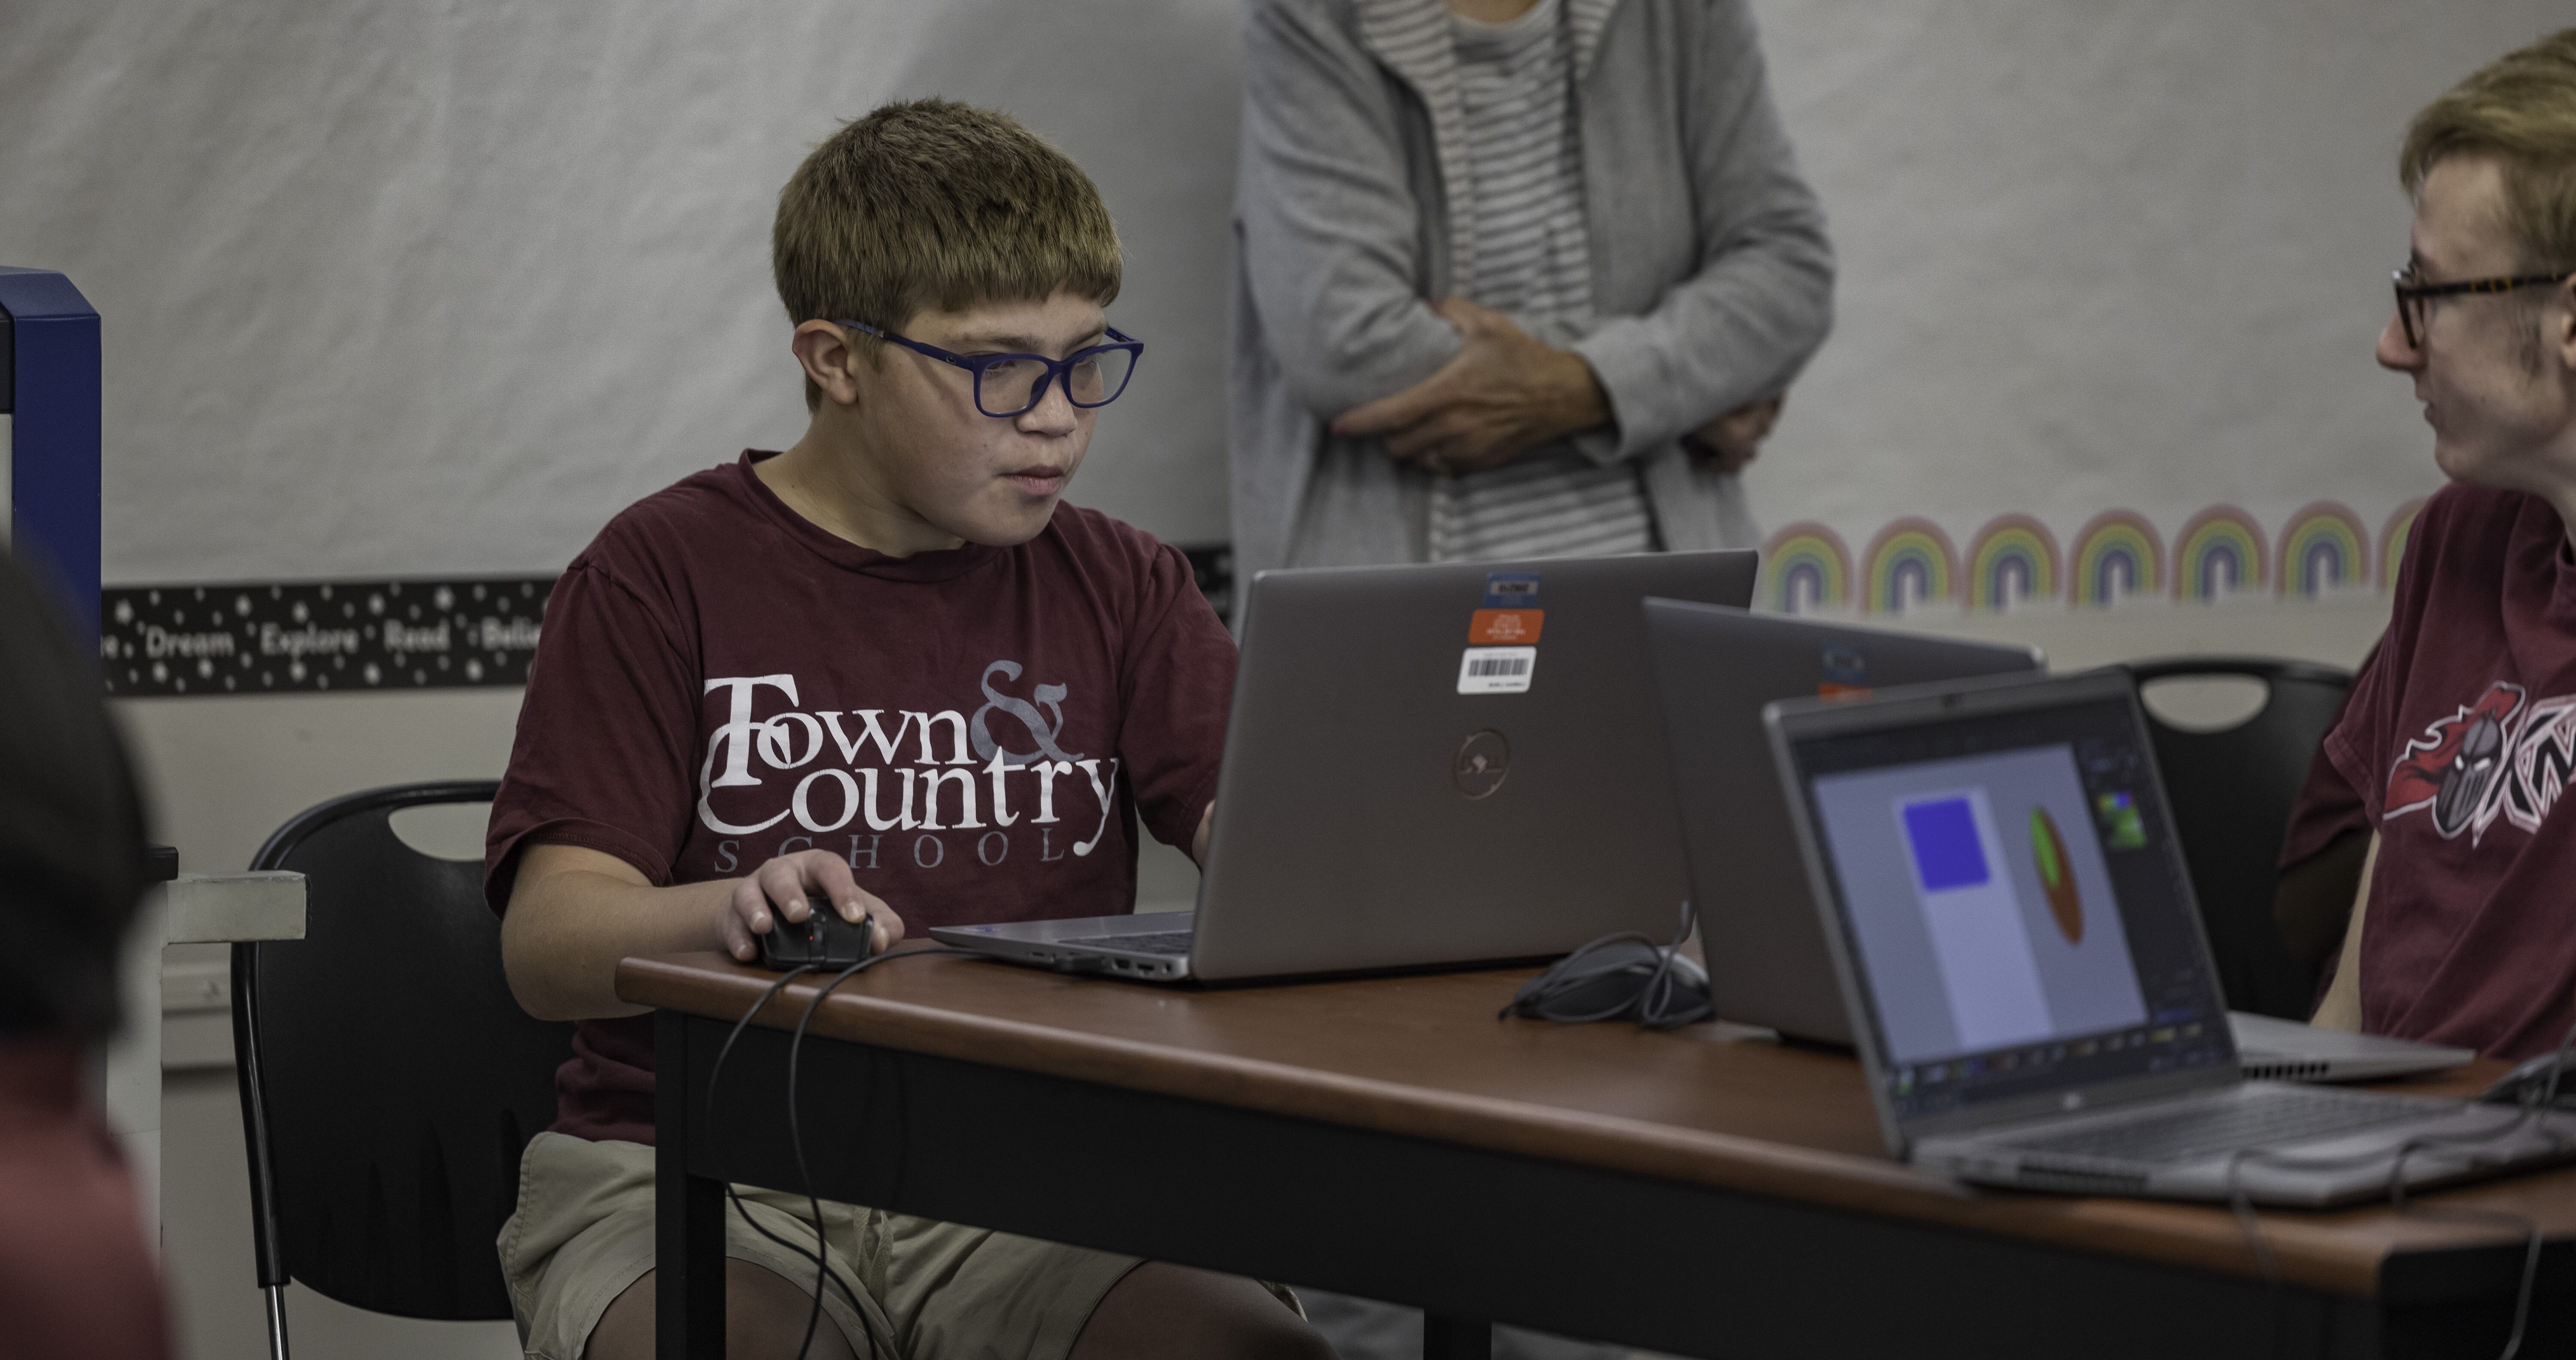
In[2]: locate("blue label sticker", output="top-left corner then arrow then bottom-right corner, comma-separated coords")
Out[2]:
1820,648 -> 1868,688
1483,573 -> 1541,608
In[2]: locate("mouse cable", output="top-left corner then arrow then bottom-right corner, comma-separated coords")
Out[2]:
2221,1011 -> 2576,1360
703,961 -> 874,1352
783,946 -> 981,1360
700,944 -> 977,1360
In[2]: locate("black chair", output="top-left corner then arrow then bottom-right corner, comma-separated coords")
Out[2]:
233,780 -> 574,1358
2126,658 -> 2354,1020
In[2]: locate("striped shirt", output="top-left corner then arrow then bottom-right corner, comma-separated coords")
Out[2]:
1426,0 -> 1657,563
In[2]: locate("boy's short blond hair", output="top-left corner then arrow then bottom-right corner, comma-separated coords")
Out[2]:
774,99 -> 1123,408
2401,28 -> 2576,273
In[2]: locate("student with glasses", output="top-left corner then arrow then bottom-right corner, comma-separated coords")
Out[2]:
486,100 -> 1327,1360
2275,30 -> 2576,1063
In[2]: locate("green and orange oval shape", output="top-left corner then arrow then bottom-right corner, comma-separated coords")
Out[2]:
2030,808 -> 2082,944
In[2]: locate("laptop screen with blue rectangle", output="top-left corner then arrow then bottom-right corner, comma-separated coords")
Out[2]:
1787,691 -> 2232,1123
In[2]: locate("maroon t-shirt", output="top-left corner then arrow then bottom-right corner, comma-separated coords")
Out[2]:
0,1036 -> 170,1360
486,452 -> 1235,1144
2278,484 -> 2576,1059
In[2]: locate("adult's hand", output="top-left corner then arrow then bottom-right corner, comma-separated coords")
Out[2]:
721,849 -> 905,964
1681,394 -> 1785,475
1332,298 -> 1611,475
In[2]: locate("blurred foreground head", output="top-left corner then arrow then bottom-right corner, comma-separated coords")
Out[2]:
0,554 -> 146,1037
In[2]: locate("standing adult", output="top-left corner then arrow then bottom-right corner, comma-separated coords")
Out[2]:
1230,0 -> 1834,580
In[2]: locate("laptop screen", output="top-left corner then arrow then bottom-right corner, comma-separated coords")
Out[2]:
1787,686 -> 2234,1124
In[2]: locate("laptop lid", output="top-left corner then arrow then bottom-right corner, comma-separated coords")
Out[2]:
1641,600 -> 2042,1041
1188,551 -> 1759,982
1764,669 -> 2239,1153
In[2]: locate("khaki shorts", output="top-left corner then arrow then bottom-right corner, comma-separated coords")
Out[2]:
500,1131 -> 1196,1360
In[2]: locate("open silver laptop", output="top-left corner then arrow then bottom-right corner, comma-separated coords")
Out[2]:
1764,668 -> 2576,1205
1641,600 -> 2042,1042
931,551 -> 1759,983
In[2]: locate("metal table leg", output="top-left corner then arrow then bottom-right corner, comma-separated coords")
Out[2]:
657,1010 -> 726,1359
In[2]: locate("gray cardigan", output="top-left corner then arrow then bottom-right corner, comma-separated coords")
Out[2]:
1228,0 -> 1836,582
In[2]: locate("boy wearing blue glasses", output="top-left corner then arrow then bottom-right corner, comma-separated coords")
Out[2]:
482,100 -> 1321,1360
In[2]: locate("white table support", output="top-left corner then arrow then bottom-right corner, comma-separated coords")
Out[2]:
94,872 -> 306,1251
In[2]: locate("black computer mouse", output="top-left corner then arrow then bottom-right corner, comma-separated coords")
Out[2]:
757,894 -> 878,971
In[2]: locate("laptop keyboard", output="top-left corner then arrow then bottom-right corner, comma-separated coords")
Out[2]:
2001,1086 -> 2433,1166
1060,930 -> 1195,957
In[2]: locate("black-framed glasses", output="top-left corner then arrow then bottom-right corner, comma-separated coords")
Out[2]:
2391,265 -> 2573,350
837,319 -> 1142,418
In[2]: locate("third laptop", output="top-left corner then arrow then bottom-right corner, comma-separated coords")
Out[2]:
1763,668 -> 2576,1205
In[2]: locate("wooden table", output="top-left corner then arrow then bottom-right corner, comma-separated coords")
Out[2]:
620,949 -> 2576,1360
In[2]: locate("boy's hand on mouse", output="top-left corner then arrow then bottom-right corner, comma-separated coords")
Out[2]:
719,849 -> 904,963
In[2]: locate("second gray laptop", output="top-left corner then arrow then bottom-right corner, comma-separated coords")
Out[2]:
1639,602 -> 2471,1082
1641,600 -> 2042,1042
933,551 -> 1759,982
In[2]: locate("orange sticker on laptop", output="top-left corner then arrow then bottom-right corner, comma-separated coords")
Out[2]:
1469,609 -> 1543,645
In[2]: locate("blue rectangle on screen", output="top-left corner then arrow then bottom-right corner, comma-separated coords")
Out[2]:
1902,797 -> 1987,891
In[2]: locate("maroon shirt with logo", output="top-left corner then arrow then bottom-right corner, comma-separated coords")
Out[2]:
486,452 -> 1235,1144
2279,484 -> 2576,1059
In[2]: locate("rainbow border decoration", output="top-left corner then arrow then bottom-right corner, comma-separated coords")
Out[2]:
1762,521 -> 1851,615
2069,511 -> 2163,607
2274,501 -> 2367,598
2172,505 -> 2269,602
2380,498 -> 2426,591
1964,514 -> 2061,611
1861,518 -> 1957,614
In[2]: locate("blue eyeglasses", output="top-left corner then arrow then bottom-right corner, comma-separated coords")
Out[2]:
838,320 -> 1143,418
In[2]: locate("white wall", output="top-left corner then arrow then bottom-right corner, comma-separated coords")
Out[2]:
2,0 -> 1246,581
6,2 -> 2564,591
1739,0 -> 2568,608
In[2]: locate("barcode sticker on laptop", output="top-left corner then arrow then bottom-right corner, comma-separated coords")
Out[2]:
1457,646 -> 1537,694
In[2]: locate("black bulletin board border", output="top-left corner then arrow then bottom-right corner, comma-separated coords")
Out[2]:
102,576 -> 556,697
102,547 -> 1233,699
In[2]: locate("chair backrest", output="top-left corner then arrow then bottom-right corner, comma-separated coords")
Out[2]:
2126,658 -> 2354,1020
232,780 -> 573,1320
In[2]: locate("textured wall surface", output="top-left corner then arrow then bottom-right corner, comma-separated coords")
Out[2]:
2,0 -> 1244,578
1738,1 -> 2569,612
0,0 -> 2564,588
